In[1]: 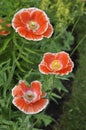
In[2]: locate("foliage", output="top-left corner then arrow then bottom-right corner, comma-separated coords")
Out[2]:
0,0 -> 85,130
40,0 -> 84,30
53,14 -> 86,130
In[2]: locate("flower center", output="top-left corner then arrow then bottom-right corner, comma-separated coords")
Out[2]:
24,90 -> 36,102
27,21 -> 38,31
51,60 -> 61,71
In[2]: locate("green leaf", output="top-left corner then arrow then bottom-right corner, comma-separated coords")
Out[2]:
23,69 -> 33,80
0,59 -> 11,86
0,38 -> 11,55
55,75 -> 69,80
0,126 -> 9,130
20,54 -> 33,64
54,78 -> 68,92
32,128 -> 43,130
50,96 -> 58,105
63,31 -> 74,50
41,114 -> 53,126
55,73 -> 74,80
35,113 -> 53,127
24,47 -> 40,55
15,60 -> 25,72
51,93 -> 61,99
0,73 -> 7,86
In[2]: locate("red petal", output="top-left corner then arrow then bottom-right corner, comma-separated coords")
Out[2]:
31,81 -> 42,96
19,80 -> 29,92
43,23 -> 53,38
0,31 -> 10,36
31,9 -> 48,35
12,85 -> 24,97
20,11 -> 31,23
27,7 -> 37,14
13,97 -> 49,114
43,53 -> 55,67
12,13 -> 24,29
41,93 -> 47,98
17,27 -> 28,37
25,31 -> 43,41
12,80 -> 29,97
39,63 -> 52,74
17,26 -> 43,41
0,18 -> 3,22
6,24 -> 11,27
56,59 -> 74,75
12,97 -> 29,112
55,52 -> 69,68
29,98 -> 49,114
30,81 -> 42,101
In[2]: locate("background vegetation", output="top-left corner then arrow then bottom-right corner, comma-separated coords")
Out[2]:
53,14 -> 86,130
0,0 -> 85,130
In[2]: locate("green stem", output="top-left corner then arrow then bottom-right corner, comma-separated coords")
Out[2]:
48,75 -> 55,99
13,34 -> 26,72
71,16 -> 81,34
13,34 -> 25,61
3,39 -> 16,99
32,118 -> 40,128
70,34 -> 86,57
20,115 -> 33,130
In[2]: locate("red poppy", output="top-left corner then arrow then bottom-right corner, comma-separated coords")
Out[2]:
12,8 -> 53,41
0,18 -> 11,36
39,51 -> 74,75
12,80 -> 49,114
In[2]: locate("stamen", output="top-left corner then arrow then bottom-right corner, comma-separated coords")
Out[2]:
51,60 -> 61,71
27,21 -> 38,31
24,90 -> 36,102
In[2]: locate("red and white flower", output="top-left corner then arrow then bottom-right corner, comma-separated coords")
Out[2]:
39,51 -> 74,75
0,18 -> 11,36
12,7 -> 53,41
12,80 -> 49,114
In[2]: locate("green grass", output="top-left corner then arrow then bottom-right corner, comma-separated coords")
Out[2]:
53,14 -> 86,130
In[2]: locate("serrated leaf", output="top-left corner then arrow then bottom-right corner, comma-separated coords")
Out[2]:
41,115 -> 52,126
54,79 -> 68,92
35,113 -> 53,127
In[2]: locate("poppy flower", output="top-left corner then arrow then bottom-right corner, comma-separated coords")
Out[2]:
12,7 -> 53,41
0,18 -> 11,36
12,80 -> 49,114
39,51 -> 74,75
